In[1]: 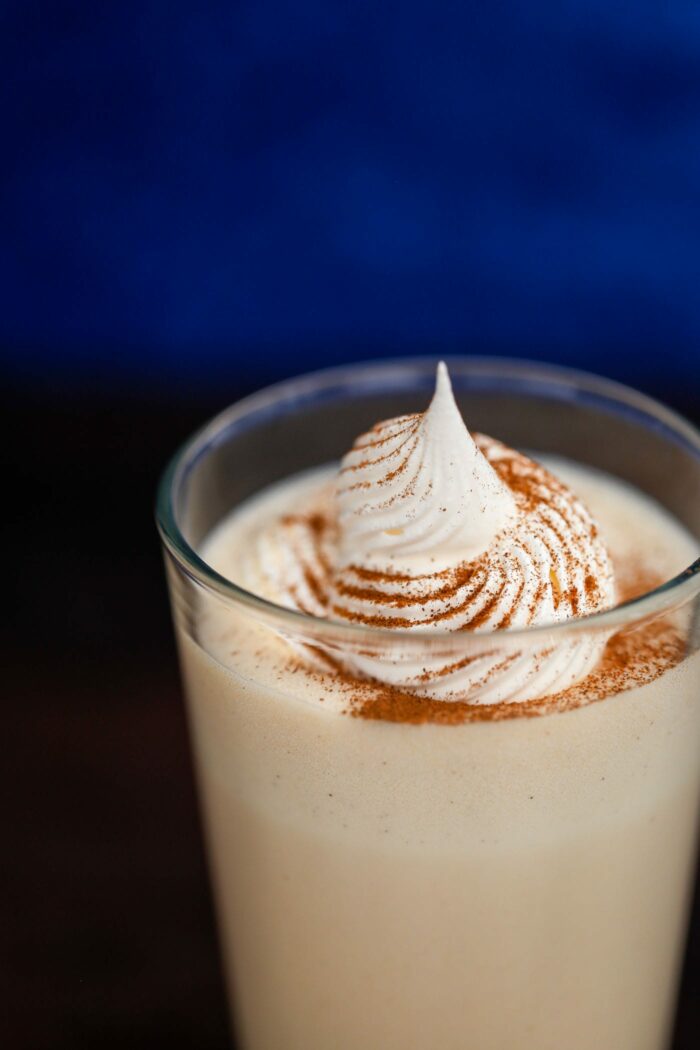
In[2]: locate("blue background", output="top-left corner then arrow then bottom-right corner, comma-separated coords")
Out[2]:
3,2 -> 700,396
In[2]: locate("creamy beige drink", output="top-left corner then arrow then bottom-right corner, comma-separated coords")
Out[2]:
169,365 -> 700,1050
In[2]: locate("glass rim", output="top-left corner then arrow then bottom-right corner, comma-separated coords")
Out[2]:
156,355 -> 700,648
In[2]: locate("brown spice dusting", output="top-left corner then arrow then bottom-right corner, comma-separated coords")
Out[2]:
467,576 -> 505,629
270,431 -> 682,722
288,589 -> 315,616
488,452 -> 544,511
332,574 -> 490,627
287,562 -> 682,725
616,563 -> 666,604
281,437 -> 618,634
342,432 -> 419,480
541,513 -> 570,559
584,572 -> 599,604
302,566 -> 325,606
346,616 -> 686,724
335,563 -> 479,606
415,650 -> 498,681
495,575 -> 525,629
340,418 -> 419,460
383,445 -> 417,483
349,564 -> 424,584
281,511 -> 327,538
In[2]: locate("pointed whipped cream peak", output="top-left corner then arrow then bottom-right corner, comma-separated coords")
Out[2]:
241,364 -> 615,705
335,362 -> 517,571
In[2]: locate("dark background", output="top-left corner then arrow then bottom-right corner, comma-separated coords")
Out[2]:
3,3 -> 699,1047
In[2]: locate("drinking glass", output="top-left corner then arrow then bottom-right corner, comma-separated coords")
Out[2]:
157,358 -> 700,1050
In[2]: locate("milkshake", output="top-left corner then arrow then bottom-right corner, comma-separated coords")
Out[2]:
159,360 -> 700,1050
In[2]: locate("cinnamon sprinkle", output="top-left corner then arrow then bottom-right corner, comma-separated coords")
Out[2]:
267,432 -> 674,720
335,562 -> 480,604
301,566 -> 326,606
283,562 -> 684,724
332,573 -> 491,627
343,616 -> 686,724
272,436 -> 611,638
494,574 -> 525,629
340,428 -> 418,475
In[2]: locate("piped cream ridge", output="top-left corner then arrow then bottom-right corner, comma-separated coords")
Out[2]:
233,364 -> 617,705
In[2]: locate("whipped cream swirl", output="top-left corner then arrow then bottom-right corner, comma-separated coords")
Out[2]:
243,364 -> 616,705
337,363 -> 517,569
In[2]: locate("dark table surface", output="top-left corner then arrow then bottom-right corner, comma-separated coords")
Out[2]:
5,382 -> 700,1049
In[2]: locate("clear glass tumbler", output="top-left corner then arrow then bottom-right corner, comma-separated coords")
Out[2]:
156,358 -> 700,1050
